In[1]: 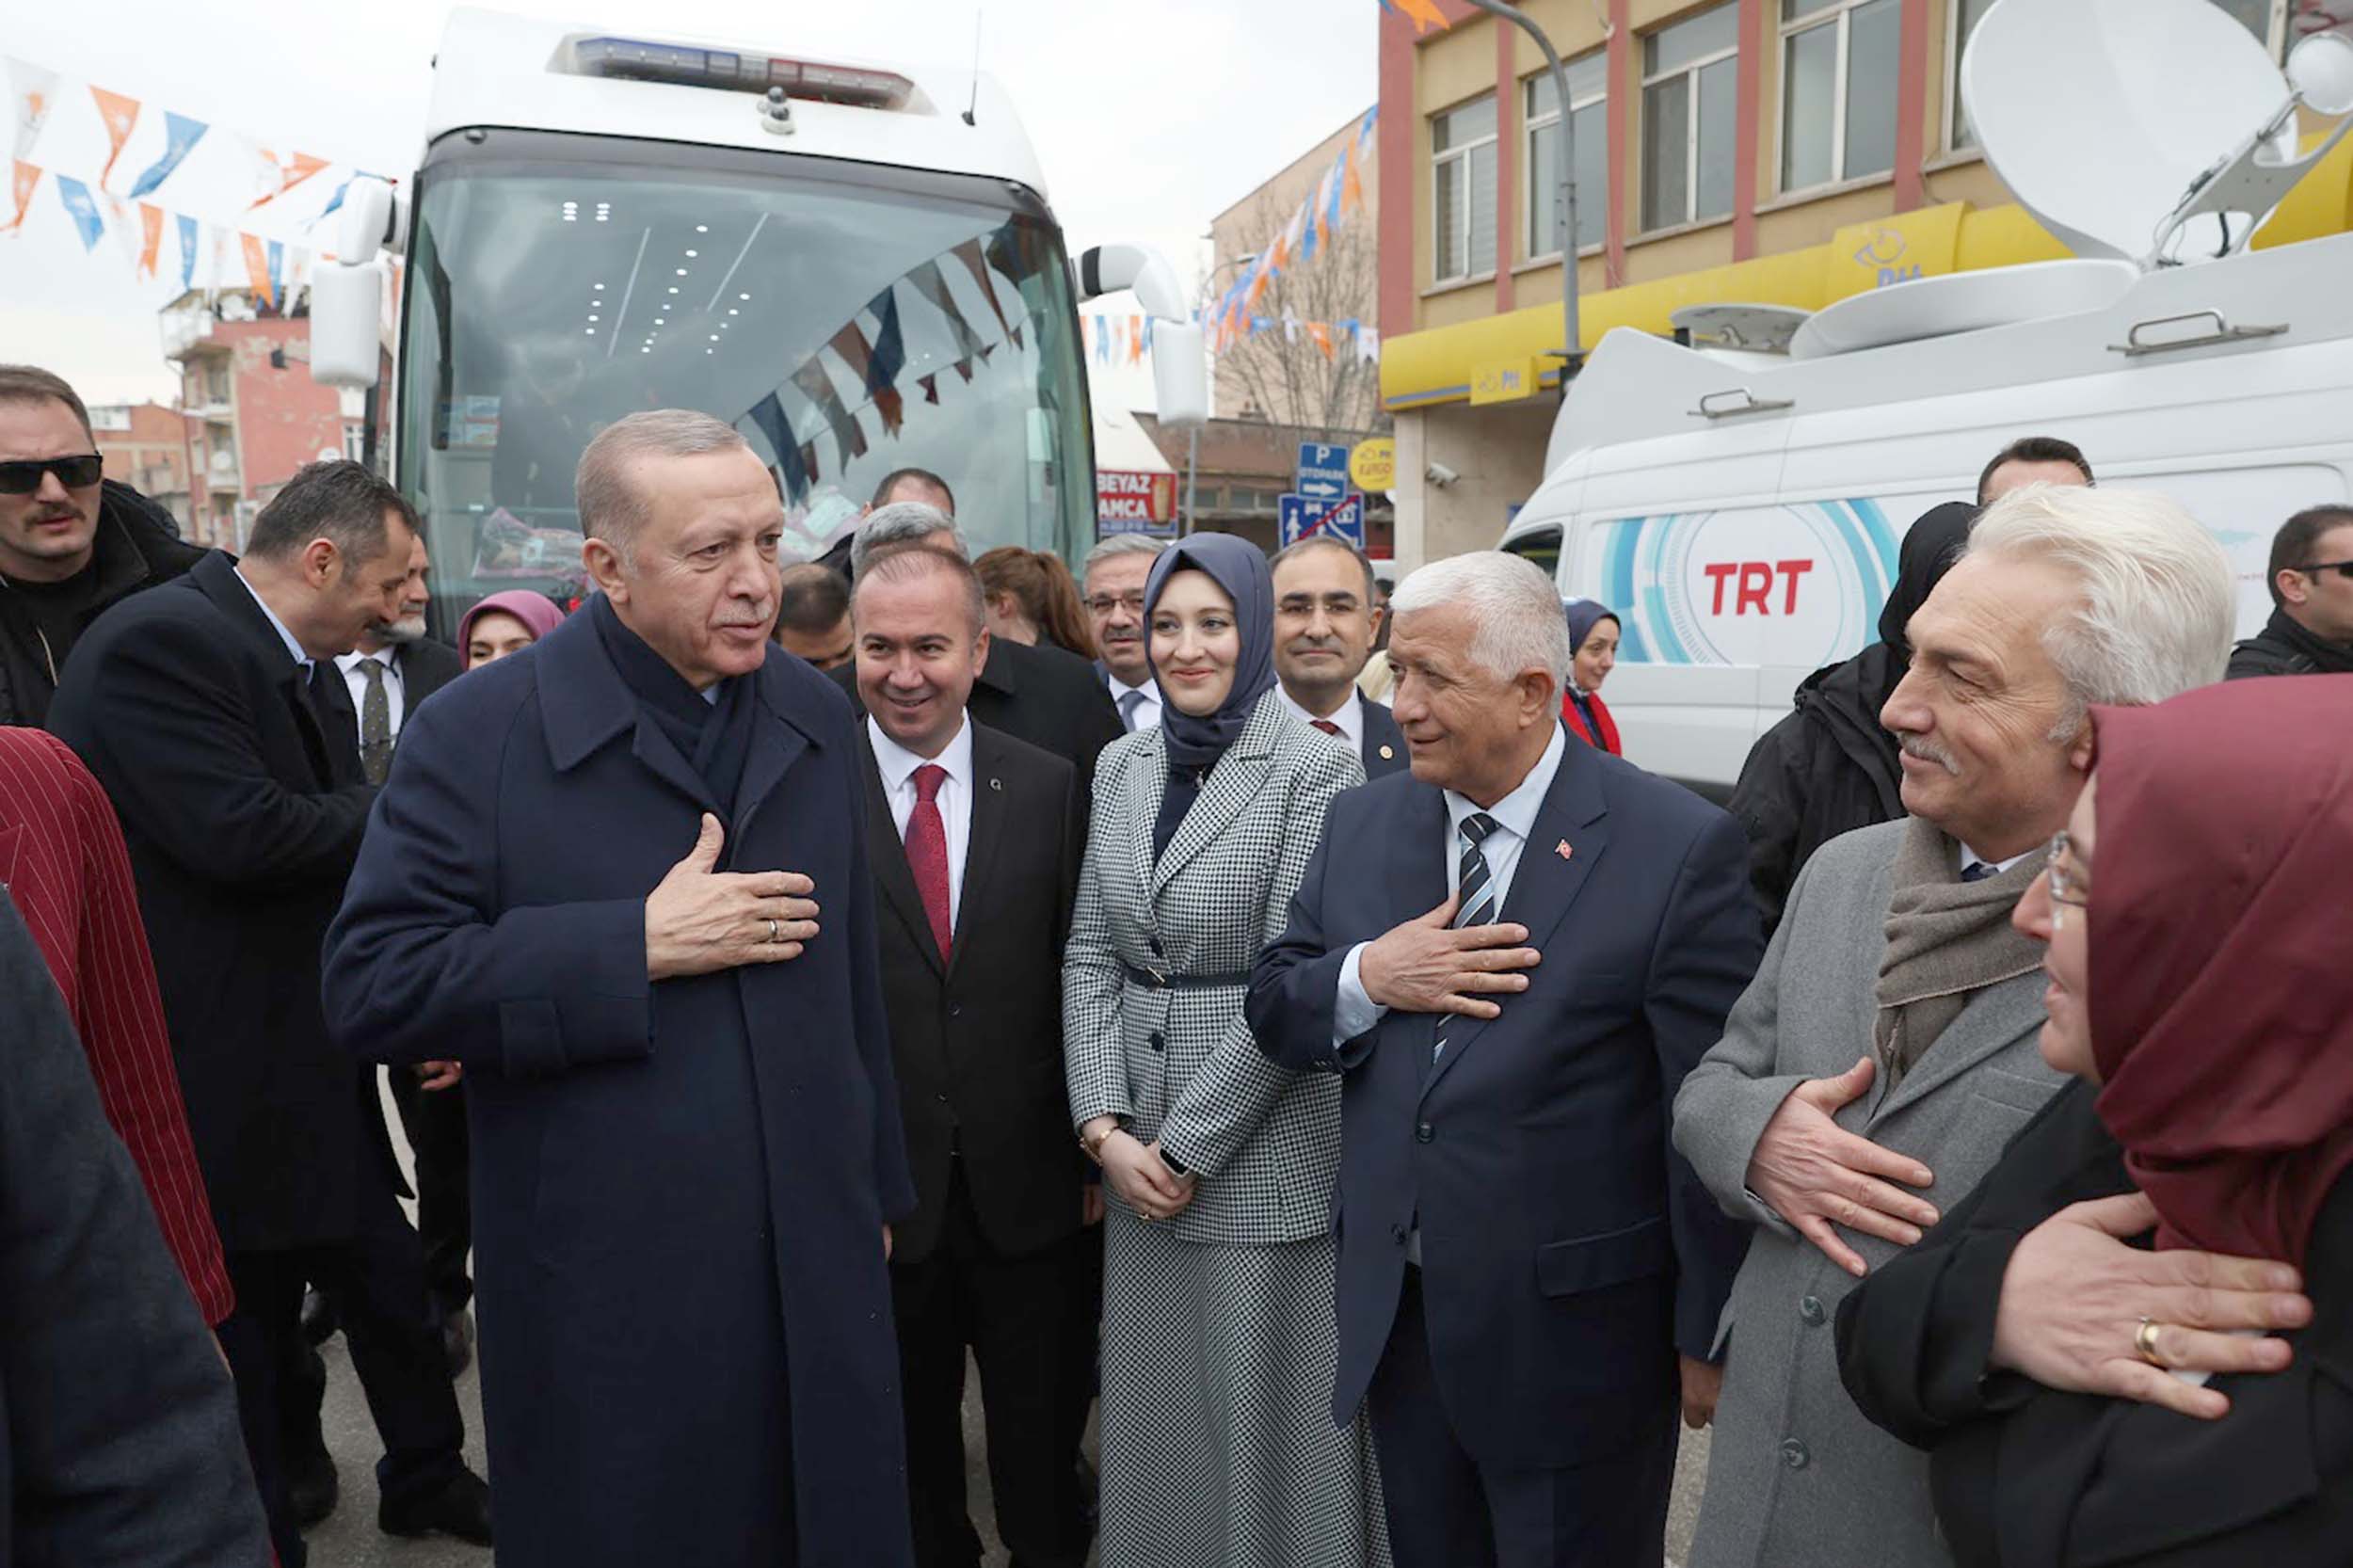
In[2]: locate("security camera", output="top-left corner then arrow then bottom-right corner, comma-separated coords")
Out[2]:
1425,461 -> 1460,488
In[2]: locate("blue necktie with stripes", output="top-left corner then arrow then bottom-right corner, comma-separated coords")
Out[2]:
1433,812 -> 1499,1064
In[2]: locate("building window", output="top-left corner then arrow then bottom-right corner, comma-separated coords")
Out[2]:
1947,0 -> 2000,151
1526,53 -> 1609,259
1641,4 -> 1740,232
1433,95 -> 1499,283
1779,0 -> 1901,194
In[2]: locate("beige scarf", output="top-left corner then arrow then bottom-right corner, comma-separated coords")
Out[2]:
1873,815 -> 2050,1084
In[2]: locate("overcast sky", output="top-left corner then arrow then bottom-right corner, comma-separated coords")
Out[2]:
1,0 -> 1378,408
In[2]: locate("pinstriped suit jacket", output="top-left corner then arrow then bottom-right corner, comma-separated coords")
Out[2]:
0,726 -> 232,1326
1064,691 -> 1363,1247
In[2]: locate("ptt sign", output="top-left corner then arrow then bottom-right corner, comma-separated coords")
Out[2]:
1701,559 -> 1816,616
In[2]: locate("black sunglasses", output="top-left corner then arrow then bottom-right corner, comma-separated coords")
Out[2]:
2298,559 -> 2353,581
0,455 -> 104,495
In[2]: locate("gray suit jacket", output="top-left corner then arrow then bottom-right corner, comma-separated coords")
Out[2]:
1673,820 -> 2064,1568
0,893 -> 269,1566
1064,691 -> 1363,1246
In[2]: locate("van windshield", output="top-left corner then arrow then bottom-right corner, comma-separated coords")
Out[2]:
395,131 -> 1092,635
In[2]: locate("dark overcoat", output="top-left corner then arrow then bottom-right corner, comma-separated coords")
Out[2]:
320,608 -> 917,1568
45,551 -> 393,1254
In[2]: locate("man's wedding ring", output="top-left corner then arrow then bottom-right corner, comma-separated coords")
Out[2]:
765,918 -> 780,944
2134,1316 -> 2169,1367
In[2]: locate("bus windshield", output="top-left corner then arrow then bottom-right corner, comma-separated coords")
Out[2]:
396,130 -> 1093,635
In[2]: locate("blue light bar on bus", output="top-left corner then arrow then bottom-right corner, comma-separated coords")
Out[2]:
568,37 -> 915,110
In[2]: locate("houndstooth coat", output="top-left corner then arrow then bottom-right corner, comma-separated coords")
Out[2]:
1064,691 -> 1364,1244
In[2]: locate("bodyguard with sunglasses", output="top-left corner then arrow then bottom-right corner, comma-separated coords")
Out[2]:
2229,504 -> 2353,679
0,365 -> 203,728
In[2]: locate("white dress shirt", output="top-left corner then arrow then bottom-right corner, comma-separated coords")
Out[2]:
1107,671 -> 1163,732
1957,840 -> 2037,878
232,564 -> 312,676
335,648 -> 407,739
1333,721 -> 1570,1042
1276,684 -> 1365,753
867,713 -> 975,929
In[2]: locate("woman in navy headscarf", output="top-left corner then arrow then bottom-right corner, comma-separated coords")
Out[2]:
1064,533 -> 1386,1567
1561,597 -> 1624,755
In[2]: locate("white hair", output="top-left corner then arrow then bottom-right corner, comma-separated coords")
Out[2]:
1390,552 -> 1572,690
1964,483 -> 2234,729
1082,534 -> 1166,575
852,502 -> 968,574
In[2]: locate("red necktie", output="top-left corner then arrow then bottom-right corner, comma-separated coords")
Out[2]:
905,763 -> 952,963
1310,719 -> 1343,736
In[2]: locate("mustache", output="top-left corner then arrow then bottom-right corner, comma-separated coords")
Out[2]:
1899,735 -> 1962,776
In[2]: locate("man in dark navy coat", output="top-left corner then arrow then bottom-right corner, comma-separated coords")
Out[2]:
1248,552 -> 1761,1568
323,410 -> 917,1568
1271,535 -> 1408,780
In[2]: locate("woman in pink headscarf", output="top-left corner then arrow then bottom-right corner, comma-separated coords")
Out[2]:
456,590 -> 566,670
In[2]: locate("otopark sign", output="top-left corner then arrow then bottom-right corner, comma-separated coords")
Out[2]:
1096,470 -> 1178,536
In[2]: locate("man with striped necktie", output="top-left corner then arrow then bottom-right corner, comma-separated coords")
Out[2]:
1250,552 -> 1761,1568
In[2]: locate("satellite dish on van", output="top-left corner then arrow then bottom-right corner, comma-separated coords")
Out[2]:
1787,258 -> 2137,359
1963,0 -> 2348,267
1670,303 -> 1811,355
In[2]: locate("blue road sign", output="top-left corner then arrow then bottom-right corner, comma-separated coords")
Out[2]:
1296,441 -> 1350,502
1279,491 -> 1367,549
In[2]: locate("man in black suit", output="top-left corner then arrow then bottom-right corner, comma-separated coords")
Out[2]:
48,460 -> 490,1565
296,528 -> 474,1521
0,893 -> 273,1565
833,502 -> 1122,818
1272,534 -> 1407,780
851,542 -> 1092,1568
1248,552 -> 1758,1568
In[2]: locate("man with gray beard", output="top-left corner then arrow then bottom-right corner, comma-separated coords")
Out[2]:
1672,486 -> 2237,1568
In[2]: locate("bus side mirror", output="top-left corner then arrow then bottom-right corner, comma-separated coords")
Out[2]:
310,263 -> 385,389
1072,242 -> 1187,320
1151,320 -> 1207,430
334,177 -> 401,268
1073,242 -> 1206,429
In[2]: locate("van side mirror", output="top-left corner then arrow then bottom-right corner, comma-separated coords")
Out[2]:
310,262 -> 385,390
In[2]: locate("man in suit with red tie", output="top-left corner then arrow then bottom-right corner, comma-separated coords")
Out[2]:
1249,552 -> 1760,1568
851,541 -> 1093,1568
1271,535 -> 1408,781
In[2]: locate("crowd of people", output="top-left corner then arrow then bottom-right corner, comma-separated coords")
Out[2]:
0,354 -> 2347,1568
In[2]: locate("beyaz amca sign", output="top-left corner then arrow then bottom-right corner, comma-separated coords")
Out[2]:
1097,469 -> 1178,536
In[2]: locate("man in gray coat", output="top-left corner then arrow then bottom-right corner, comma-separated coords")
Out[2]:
1673,486 -> 2236,1568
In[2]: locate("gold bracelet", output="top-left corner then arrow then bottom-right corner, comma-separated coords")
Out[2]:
1080,1123 -> 1117,1165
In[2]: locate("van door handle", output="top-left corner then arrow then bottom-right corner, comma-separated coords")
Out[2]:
1692,388 -> 1796,420
2107,309 -> 2287,358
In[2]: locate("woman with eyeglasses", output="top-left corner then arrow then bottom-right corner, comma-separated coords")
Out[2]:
1833,676 -> 2353,1566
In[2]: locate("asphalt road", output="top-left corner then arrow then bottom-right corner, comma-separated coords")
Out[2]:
301,1077 -> 1710,1566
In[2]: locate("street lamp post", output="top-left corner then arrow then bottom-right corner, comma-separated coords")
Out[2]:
1182,249 -> 1258,536
1460,0 -> 1582,378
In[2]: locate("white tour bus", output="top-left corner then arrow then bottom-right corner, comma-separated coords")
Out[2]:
309,8 -> 1204,638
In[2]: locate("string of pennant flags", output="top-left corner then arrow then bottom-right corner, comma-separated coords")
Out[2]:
743,222 -> 1056,505
1208,105 -> 1379,355
4,54 -> 383,309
